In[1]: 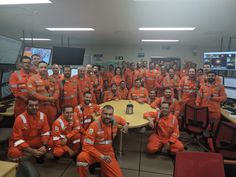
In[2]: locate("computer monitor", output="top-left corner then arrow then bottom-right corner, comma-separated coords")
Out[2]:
224,77 -> 236,88
0,35 -> 22,64
203,51 -> 236,70
219,76 -> 223,85
48,69 -> 53,76
225,88 -> 236,100
71,69 -> 78,77
23,47 -> 52,64
1,71 -> 13,83
0,85 -> 12,99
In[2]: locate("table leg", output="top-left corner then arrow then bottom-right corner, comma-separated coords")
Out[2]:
118,130 -> 123,157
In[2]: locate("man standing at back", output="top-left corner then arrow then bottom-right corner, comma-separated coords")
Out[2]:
9,56 -> 32,116
30,54 -> 41,74
27,61 -> 59,127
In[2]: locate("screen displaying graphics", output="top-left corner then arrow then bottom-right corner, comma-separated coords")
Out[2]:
23,47 -> 52,64
225,88 -> 236,100
47,69 -> 53,76
204,51 -> 236,70
71,69 -> 78,77
224,77 -> 236,88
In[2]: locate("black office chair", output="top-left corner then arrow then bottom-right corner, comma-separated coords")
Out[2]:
16,160 -> 41,177
0,128 -> 12,160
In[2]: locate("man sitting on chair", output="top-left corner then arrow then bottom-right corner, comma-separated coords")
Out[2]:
144,102 -> 184,155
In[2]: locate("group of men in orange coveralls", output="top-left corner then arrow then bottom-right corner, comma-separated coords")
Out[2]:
7,54 -> 226,177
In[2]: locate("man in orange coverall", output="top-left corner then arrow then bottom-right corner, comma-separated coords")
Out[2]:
76,105 -> 129,177
128,78 -> 149,103
74,91 -> 101,136
151,87 -> 181,118
178,67 -> 200,113
124,62 -> 136,89
52,105 -> 81,161
196,71 -> 227,133
8,98 -> 52,163
200,62 -> 221,85
103,83 -> 121,102
60,65 -> 78,108
9,56 -> 32,116
27,61 -> 59,127
144,102 -> 184,155
118,80 -> 128,100
144,62 -> 158,92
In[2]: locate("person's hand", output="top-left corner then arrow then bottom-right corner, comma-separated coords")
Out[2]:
121,124 -> 129,133
37,146 -> 47,154
32,149 -> 44,158
101,155 -> 112,163
162,142 -> 170,152
61,138 -> 68,145
68,148 -> 76,157
149,120 -> 154,129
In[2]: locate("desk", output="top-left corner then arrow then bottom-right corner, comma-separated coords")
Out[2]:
0,161 -> 18,177
100,100 -> 155,156
221,108 -> 236,124
0,102 -> 14,117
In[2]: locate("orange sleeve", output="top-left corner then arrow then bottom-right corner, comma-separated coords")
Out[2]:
143,111 -> 157,119
114,115 -> 127,126
150,98 -> 161,108
195,86 -> 203,106
213,85 -> 227,102
52,80 -> 60,100
169,116 -> 180,143
173,101 -> 181,117
67,115 -> 81,139
74,106 -> 86,135
40,114 -> 51,144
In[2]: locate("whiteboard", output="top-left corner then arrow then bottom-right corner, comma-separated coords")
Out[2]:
0,35 -> 22,64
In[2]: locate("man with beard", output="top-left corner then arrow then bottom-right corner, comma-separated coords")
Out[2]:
103,83 -> 121,102
52,105 -> 81,161
60,65 -> 78,108
200,62 -> 221,85
144,102 -> 184,155
118,80 -> 128,100
9,56 -> 32,116
128,78 -> 148,103
74,91 -> 101,136
27,61 -> 59,127
196,71 -> 226,133
76,105 -> 128,177
8,98 -> 52,163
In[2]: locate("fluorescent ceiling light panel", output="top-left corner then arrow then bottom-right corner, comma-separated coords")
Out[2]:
142,39 -> 179,42
0,0 -> 52,5
20,38 -> 51,41
46,28 -> 95,31
139,27 -> 195,31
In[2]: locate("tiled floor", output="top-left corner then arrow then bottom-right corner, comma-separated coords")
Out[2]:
31,130 -> 204,177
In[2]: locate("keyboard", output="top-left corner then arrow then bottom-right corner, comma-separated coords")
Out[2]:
224,107 -> 236,112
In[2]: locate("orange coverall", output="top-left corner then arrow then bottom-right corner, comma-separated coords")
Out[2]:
162,75 -> 180,97
61,78 -> 79,108
199,74 -> 222,86
124,68 -> 135,89
9,69 -> 31,116
52,114 -> 81,157
143,112 -> 184,154
128,87 -> 149,103
8,111 -> 52,159
76,116 -> 126,177
118,88 -> 128,100
27,74 -> 59,127
103,71 -> 114,86
74,103 -> 101,135
150,97 -> 181,117
144,70 -> 158,92
89,74 -> 103,104
111,75 -> 125,86
196,83 -> 227,120
103,91 -> 121,102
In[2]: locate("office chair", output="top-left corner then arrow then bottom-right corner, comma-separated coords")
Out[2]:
208,121 -> 236,160
16,160 -> 41,177
174,152 -> 225,177
183,104 -> 209,151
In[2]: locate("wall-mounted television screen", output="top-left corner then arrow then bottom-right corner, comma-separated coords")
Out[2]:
52,47 -> 85,65
203,51 -> 236,70
23,47 -> 52,64
0,35 -> 22,64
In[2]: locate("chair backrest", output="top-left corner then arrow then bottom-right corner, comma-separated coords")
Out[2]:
174,152 -> 225,177
213,121 -> 236,160
16,160 -> 41,177
184,104 -> 209,133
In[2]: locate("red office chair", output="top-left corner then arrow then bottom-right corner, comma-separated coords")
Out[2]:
183,104 -> 209,151
208,121 -> 236,160
174,152 -> 225,177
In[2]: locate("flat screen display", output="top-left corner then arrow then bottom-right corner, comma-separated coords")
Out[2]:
1,85 -> 11,99
1,71 -> 13,84
224,77 -> 236,88
23,47 -> 52,64
0,35 -> 22,64
204,51 -> 236,70
48,69 -> 53,76
225,88 -> 236,99
52,47 -> 85,65
71,69 -> 78,77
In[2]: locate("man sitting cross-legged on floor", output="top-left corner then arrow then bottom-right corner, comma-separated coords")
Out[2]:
144,102 -> 184,155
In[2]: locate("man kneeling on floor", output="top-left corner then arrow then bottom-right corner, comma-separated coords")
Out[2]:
76,105 -> 128,177
144,102 -> 184,155
52,105 -> 81,161
8,98 -> 52,163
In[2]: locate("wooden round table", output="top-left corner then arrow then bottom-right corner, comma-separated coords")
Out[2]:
100,100 -> 155,128
100,100 -> 155,157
